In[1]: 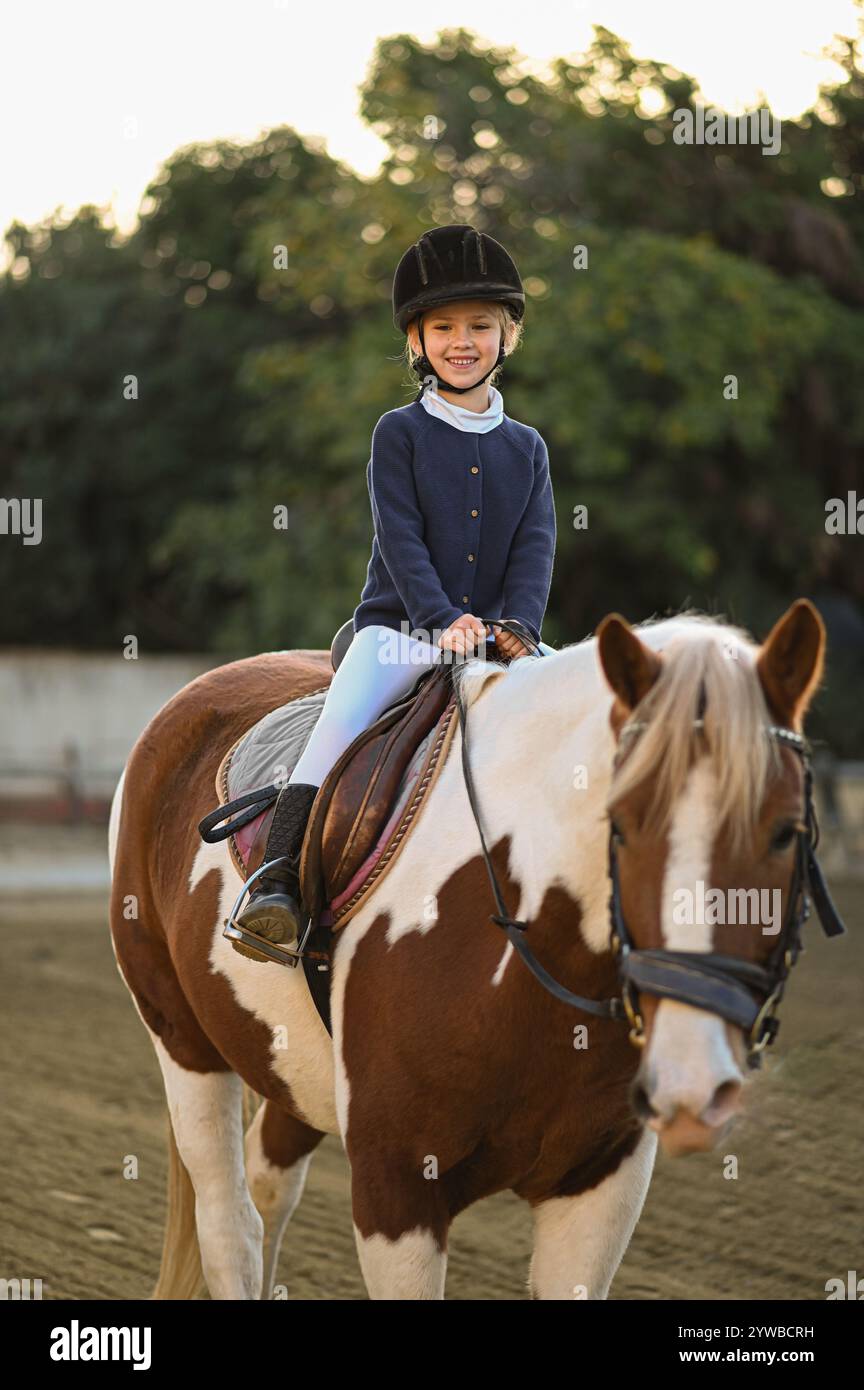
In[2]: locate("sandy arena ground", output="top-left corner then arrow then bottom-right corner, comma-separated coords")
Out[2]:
1,883 -> 861,1300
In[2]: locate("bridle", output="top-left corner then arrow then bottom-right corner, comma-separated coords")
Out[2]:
457,621 -> 847,1070
608,717 -> 846,1067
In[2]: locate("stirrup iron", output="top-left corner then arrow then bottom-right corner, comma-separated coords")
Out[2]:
223,856 -> 314,968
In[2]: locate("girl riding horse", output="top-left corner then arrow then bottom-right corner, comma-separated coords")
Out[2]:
234,224 -> 558,962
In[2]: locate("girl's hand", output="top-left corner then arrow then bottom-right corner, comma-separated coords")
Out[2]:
438,614 -> 488,657
491,622 -> 531,660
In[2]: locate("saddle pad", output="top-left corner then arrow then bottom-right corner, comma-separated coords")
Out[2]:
217,687 -> 327,871
228,688 -> 328,804
216,688 -> 457,925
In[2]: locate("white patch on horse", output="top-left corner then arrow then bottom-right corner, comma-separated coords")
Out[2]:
353,1225 -> 447,1300
650,759 -> 743,1113
107,767 -> 126,877
244,1102 -> 315,1298
189,840 -> 338,1135
529,1127 -> 657,1299
331,645 -> 617,1141
644,998 -> 743,1127
661,758 -> 717,952
383,645 -> 620,956
492,940 -> 513,985
108,766 -> 151,1026
445,648 -> 624,958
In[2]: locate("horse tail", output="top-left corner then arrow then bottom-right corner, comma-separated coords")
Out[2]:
152,1119 -> 205,1300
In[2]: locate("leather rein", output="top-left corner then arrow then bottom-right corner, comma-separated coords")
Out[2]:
455,621 -> 847,1069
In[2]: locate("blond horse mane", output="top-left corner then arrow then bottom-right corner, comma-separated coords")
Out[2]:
607,616 -> 781,857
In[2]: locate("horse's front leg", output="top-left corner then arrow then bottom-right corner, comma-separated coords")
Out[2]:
528,1128 -> 656,1300
349,1153 -> 450,1299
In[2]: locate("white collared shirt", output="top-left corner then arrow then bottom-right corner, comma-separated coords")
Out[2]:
419,383 -> 504,433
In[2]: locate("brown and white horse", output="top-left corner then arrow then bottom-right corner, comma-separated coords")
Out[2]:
108,600 -> 826,1299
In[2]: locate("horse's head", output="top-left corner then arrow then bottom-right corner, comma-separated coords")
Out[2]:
596,600 -> 828,1158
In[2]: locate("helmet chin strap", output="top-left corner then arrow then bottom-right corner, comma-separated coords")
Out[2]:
413,320 -> 505,399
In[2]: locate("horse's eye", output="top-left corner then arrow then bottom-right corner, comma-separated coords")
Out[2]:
770,823 -> 797,853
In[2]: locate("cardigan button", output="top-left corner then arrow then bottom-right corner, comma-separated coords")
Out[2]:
470,465 -> 479,474
471,509 -> 478,518
462,595 -> 469,603
468,554 -> 475,562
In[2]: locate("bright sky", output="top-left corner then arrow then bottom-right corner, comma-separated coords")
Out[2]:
1,0 -> 859,241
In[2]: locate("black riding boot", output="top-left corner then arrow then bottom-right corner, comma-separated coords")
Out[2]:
230,782 -> 318,963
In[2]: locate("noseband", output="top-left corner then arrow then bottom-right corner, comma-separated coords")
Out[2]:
456,623 -> 847,1070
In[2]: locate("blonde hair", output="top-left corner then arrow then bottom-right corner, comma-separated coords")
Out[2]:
401,302 -> 523,393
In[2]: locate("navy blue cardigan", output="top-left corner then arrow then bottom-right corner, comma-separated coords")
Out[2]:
353,401 -> 556,645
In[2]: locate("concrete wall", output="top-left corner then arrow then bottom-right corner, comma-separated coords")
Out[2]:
0,648 -> 221,802
1,647 -> 862,875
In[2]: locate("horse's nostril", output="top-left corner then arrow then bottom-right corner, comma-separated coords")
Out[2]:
631,1080 -> 658,1120
703,1079 -> 741,1126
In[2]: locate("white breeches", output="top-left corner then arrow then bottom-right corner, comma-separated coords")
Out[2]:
289,624 -> 555,788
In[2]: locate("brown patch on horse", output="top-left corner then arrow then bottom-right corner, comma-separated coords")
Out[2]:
111,651 -> 331,1100
342,835 -> 641,1240
258,1101 -> 325,1169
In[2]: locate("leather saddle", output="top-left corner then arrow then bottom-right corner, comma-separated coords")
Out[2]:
204,618 -> 531,1031
209,623 -> 456,929
301,658 -> 454,922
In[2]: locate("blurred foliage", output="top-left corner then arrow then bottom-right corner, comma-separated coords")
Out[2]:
1,22 -> 863,752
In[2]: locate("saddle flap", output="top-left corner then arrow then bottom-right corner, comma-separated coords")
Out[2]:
300,665 -> 453,920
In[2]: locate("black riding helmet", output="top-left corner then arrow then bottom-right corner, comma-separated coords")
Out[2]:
392,224 -> 525,397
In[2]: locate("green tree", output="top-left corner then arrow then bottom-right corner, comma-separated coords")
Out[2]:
2,21 -> 863,749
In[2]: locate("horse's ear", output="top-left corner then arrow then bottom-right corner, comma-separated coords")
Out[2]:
756,599 -> 825,730
596,613 -> 662,713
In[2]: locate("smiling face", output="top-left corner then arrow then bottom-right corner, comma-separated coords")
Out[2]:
407,299 -> 510,399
